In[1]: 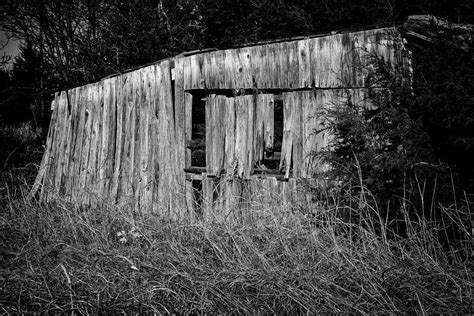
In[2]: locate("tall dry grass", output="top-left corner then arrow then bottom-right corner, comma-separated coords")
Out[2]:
0,173 -> 471,314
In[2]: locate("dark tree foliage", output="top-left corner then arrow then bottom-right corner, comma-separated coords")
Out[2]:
1,0 -> 472,95
319,27 -> 472,251
409,34 -> 474,187
0,1 -> 472,205
6,44 -> 41,124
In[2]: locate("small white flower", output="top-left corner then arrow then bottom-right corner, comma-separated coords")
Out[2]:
130,227 -> 143,239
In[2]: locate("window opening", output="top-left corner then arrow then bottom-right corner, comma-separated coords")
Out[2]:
259,98 -> 283,172
189,91 -> 206,168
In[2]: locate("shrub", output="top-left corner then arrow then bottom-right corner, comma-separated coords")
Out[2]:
316,31 -> 473,252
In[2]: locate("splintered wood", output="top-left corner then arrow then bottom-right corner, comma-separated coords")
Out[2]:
30,26 -> 406,220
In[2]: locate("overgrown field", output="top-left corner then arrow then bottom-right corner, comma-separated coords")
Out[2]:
0,123 -> 472,314
0,175 -> 471,314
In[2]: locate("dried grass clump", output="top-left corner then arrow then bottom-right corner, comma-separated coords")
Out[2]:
0,180 -> 472,314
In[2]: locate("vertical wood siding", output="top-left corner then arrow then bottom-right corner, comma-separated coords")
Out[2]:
30,27 -> 407,219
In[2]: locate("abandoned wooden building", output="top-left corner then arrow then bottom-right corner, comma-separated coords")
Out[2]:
29,24 -> 412,220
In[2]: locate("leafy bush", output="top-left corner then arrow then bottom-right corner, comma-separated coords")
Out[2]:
0,122 -> 43,169
0,122 -> 43,208
317,30 -> 473,252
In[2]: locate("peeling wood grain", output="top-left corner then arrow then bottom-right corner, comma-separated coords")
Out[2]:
280,93 -> 293,179
31,27 -> 406,220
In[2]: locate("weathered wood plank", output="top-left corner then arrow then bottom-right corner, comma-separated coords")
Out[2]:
106,76 -> 117,199
298,39 -> 311,88
151,65 -> 161,209
224,49 -> 235,89
258,44 -> 269,89
231,48 -> 242,89
60,88 -> 77,199
86,83 -> 101,206
91,83 -> 103,205
301,91 -> 315,178
341,32 -> 356,87
131,70 -> 141,209
158,63 -> 169,213
123,72 -> 136,205
203,51 -> 212,88
246,95 -> 255,176
206,94 -> 214,176
249,45 -> 261,88
292,92 -> 303,177
183,56 -> 192,90
190,54 -> 204,89
76,87 -> 91,202
277,42 -> 288,88
312,89 -> 331,175
132,70 -> 140,209
156,63 -> 168,214
50,91 -> 66,199
70,86 -> 86,201
214,96 -> 223,175
119,73 -> 133,201
135,68 -> 145,211
140,66 -> 151,212
235,96 -> 247,177
215,50 -> 226,89
205,94 -> 226,176
184,92 -> 193,167
240,47 -> 252,88
268,44 -> 278,88
67,88 -> 81,195
78,85 -> 92,204
100,77 -> 113,200
255,95 -> 264,162
349,30 -> 366,87
173,59 -> 186,213
161,60 -> 184,218
255,94 -> 274,162
309,34 -> 344,88
95,81 -> 106,200
280,92 -> 293,179
224,97 -> 236,175
110,75 -> 124,201
145,65 -> 157,210
211,51 -> 220,88
288,41 -> 299,89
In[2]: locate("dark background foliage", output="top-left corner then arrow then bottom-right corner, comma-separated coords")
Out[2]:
317,26 -> 473,251
0,0 -> 472,200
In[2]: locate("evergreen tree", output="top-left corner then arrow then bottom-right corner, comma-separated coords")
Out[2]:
0,43 -> 49,129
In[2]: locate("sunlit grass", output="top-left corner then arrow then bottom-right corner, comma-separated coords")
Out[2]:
0,174 -> 471,314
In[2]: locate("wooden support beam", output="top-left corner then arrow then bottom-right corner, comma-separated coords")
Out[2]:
184,167 -> 207,174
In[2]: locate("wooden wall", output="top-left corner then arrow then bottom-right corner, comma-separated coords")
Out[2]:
179,27 -> 406,90
29,27 -> 408,219
30,61 -> 189,218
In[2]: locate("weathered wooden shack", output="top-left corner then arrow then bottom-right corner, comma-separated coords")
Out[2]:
29,26 -> 409,220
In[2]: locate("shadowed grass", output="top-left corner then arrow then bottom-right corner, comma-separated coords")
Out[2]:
0,177 -> 471,314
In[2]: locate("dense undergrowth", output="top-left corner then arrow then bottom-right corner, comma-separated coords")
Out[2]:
1,167 -> 472,314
